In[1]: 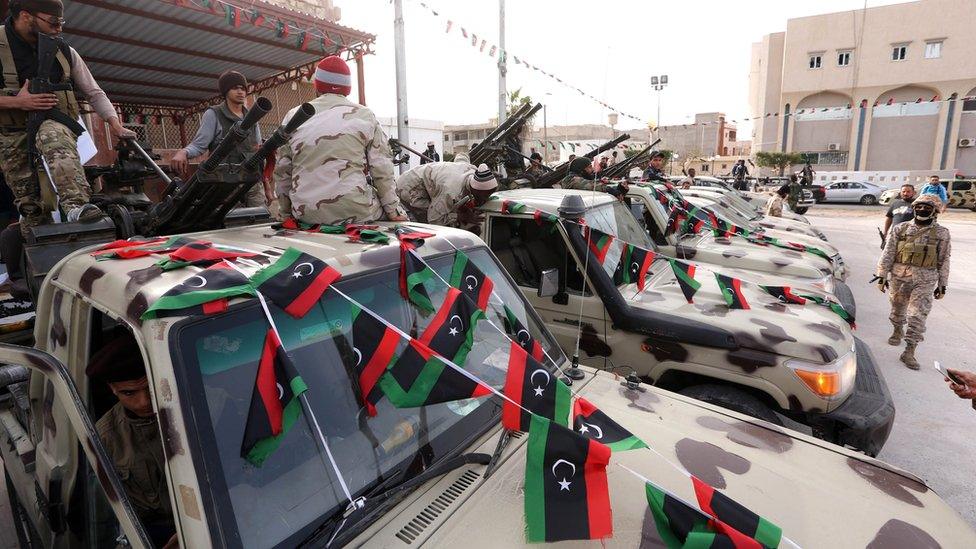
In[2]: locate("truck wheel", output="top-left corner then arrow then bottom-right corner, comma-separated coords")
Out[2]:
5,471 -> 40,548
860,195 -> 878,205
678,384 -> 783,425
794,207 -> 808,214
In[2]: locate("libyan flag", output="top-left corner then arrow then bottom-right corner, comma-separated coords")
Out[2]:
691,476 -> 783,548
92,235 -> 192,261
241,329 -> 308,466
400,247 -> 436,314
157,240 -> 258,271
525,414 -> 612,543
449,251 -> 494,311
250,247 -> 341,318
419,287 -> 485,366
668,259 -> 701,303
585,227 -> 614,264
614,244 -> 655,291
797,293 -> 856,328
502,342 -> 571,432
572,397 -> 647,452
378,338 -> 492,408
760,286 -> 806,305
502,304 -> 544,362
142,261 -> 254,319
715,273 -> 750,310
346,304 -> 402,417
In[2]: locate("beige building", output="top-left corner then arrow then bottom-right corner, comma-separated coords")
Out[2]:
749,0 -> 976,175
656,113 -> 742,161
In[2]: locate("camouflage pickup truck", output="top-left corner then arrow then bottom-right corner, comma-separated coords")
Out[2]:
679,187 -> 828,241
625,186 -> 856,315
482,190 -> 891,455
0,222 -> 970,548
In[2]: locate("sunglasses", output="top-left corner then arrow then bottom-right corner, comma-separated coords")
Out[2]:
34,14 -> 66,27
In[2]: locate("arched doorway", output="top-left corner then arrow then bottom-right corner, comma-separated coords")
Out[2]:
866,85 -> 941,170
793,91 -> 853,169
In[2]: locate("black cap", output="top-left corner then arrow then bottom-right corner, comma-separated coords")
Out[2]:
530,152 -> 543,161
569,157 -> 591,175
85,335 -> 146,383
650,151 -> 666,160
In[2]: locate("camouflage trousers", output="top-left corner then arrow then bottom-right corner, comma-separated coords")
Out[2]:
889,272 -> 938,344
0,120 -> 92,233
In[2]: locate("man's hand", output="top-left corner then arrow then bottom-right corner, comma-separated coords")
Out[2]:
388,214 -> 409,222
870,274 -> 888,293
108,117 -> 137,139
14,81 -> 57,111
456,208 -> 484,227
170,149 -> 189,177
947,369 -> 976,399
934,286 -> 946,299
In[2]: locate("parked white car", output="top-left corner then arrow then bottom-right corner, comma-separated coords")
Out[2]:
822,181 -> 885,205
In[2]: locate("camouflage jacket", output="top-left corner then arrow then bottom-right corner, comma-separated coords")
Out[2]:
559,174 -> 603,190
273,93 -> 406,224
877,221 -> 951,286
764,194 -> 784,217
396,161 -> 475,227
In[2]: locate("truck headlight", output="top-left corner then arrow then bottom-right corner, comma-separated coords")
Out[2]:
786,344 -> 856,400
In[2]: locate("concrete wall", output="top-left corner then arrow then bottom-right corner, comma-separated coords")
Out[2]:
955,112 -> 976,174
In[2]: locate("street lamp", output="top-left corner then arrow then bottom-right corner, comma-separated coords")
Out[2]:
650,74 -> 668,143
543,92 -> 552,163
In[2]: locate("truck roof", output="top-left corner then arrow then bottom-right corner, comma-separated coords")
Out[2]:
47,222 -> 480,327
482,188 -> 615,213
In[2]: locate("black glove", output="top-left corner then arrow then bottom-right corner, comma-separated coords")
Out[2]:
870,275 -> 888,293
935,286 -> 946,299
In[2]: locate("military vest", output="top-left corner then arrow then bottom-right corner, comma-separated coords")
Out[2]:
895,225 -> 938,268
207,103 -> 259,164
0,25 -> 79,129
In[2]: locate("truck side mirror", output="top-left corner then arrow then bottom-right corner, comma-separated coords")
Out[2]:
538,268 -> 560,298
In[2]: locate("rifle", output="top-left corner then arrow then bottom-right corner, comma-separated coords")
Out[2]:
877,227 -> 886,250
389,138 -> 437,164
469,102 -> 542,168
533,134 -> 631,188
601,138 -> 662,179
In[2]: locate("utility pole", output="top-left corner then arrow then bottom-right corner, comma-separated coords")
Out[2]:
651,75 -> 668,145
394,0 -> 409,173
498,0 -> 507,124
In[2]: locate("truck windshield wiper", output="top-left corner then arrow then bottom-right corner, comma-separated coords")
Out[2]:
300,452 -> 491,547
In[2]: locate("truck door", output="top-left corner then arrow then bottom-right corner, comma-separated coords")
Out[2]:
486,215 -> 609,368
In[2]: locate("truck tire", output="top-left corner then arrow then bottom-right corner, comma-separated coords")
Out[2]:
678,384 -> 783,426
5,471 -> 40,548
794,207 -> 808,214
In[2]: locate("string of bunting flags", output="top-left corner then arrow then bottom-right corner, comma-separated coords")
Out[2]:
91,223 -> 809,546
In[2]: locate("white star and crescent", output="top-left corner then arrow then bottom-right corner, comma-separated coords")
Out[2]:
464,274 -> 478,291
530,368 -> 550,397
353,347 -> 363,366
516,329 -> 531,346
293,262 -> 315,279
551,459 -> 576,491
448,314 -> 463,337
578,422 -> 604,439
183,275 -> 207,288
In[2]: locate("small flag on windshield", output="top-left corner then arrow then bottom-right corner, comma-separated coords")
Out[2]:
250,248 -> 340,318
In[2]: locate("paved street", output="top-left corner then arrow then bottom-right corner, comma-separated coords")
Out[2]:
809,204 -> 976,526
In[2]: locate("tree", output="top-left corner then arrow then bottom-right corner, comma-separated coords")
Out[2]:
754,151 -> 806,176
506,88 -> 536,125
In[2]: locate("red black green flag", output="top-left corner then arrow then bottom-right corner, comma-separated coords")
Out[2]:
714,273 -> 750,310
525,414 -> 613,543
760,286 -> 806,305
142,261 -> 254,319
691,476 -> 783,548
665,208 -> 688,236
249,247 -> 341,318
585,227 -> 614,264
399,248 -> 436,314
378,339 -> 492,408
572,397 -> 647,452
241,329 -> 308,466
502,342 -> 571,431
418,287 -> 485,366
449,251 -> 494,311
249,8 -> 265,26
502,305 -> 544,362
224,5 -> 241,27
645,481 -> 768,549
346,305 -> 402,416
92,236 -> 192,261
501,200 -> 527,214
533,210 -> 558,226
157,240 -> 258,271
614,244 -> 656,290
668,259 -> 701,303
797,293 -> 856,328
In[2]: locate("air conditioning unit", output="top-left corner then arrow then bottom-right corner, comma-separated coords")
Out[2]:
959,138 -> 975,148
827,143 -> 842,151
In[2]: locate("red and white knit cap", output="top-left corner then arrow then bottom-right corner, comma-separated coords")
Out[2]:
314,55 -> 352,96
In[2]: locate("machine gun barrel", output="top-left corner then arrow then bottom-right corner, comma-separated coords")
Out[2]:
533,134 -> 632,188
390,138 -> 437,164
506,146 -> 554,172
241,102 -> 315,173
469,103 -> 542,166
200,96 -> 272,173
471,102 -> 532,157
601,138 -> 661,179
120,138 -> 173,186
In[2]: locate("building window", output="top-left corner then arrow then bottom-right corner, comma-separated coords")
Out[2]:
963,98 -> 976,111
837,51 -> 851,66
924,41 -> 943,59
808,54 -> 822,69
891,44 -> 907,61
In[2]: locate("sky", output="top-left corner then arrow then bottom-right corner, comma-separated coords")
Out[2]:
338,0 -> 909,133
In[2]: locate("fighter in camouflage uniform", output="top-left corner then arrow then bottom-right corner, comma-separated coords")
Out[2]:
396,159 -> 497,232
559,156 -> 628,199
875,194 -> 951,369
274,56 -> 406,225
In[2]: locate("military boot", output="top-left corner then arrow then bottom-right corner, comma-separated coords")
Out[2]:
887,325 -> 903,346
900,343 -> 920,370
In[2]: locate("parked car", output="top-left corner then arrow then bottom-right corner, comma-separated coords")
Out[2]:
675,176 -> 816,214
879,179 -> 976,210
822,181 -> 885,205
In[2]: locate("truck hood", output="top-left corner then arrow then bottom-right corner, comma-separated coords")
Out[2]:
362,372 -> 972,548
683,195 -> 822,240
625,264 -> 854,365
671,233 -> 834,283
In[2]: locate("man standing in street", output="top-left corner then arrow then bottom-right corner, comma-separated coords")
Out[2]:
875,194 -> 951,369
786,174 -> 802,212
883,183 -> 917,240
919,175 -> 948,207
765,184 -> 789,217
396,159 -> 497,232
800,162 -> 815,186
169,70 -> 268,207
0,0 -> 136,235
274,55 -> 407,225
419,140 -> 440,165
642,151 -> 668,182
731,159 -> 749,190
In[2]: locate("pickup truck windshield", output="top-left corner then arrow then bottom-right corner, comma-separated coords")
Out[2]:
583,201 -> 657,283
172,246 -> 561,548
